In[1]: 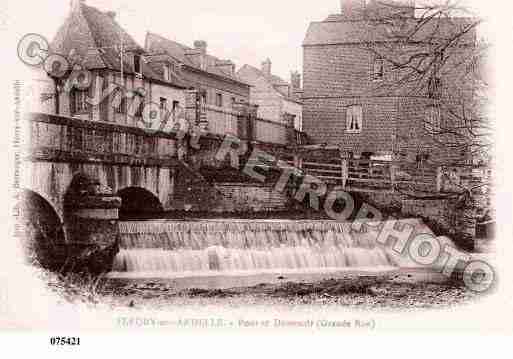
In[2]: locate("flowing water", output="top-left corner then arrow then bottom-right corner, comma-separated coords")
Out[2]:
109,219 -> 442,279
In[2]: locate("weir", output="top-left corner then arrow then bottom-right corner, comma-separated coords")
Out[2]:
110,219 -> 444,278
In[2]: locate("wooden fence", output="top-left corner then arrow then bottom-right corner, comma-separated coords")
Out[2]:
292,155 -> 489,194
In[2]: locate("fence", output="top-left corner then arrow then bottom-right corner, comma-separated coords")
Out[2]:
296,154 -> 489,194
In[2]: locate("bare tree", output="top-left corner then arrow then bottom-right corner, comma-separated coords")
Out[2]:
364,1 -> 490,165
358,1 -> 493,237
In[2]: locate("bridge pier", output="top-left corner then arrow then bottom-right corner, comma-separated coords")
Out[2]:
63,174 -> 122,274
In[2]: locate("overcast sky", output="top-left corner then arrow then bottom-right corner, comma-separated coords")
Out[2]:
6,0 -> 492,82
7,0 -> 344,82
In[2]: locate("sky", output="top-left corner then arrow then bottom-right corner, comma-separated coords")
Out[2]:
6,0 -> 342,83
5,0 -> 493,83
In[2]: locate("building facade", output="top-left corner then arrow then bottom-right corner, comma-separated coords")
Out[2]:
302,0 -> 475,162
46,0 -> 186,131
237,60 -> 303,131
145,32 -> 251,137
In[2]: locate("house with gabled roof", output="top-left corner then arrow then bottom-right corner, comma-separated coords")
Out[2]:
49,0 -> 186,127
237,59 -> 303,131
145,32 -> 251,136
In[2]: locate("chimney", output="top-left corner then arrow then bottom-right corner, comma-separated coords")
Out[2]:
105,11 -> 116,19
290,71 -> 301,90
261,58 -> 272,77
366,0 -> 415,18
340,0 -> 366,19
193,40 -> 208,55
215,60 -> 235,76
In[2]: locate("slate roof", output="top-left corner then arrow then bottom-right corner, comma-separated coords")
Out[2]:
51,2 -> 185,88
145,32 -> 248,86
237,64 -> 302,104
303,17 -> 476,46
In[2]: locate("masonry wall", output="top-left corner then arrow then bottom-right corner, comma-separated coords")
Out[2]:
303,39 -> 475,160
303,44 -> 399,152
183,69 -> 250,105
212,183 -> 290,213
282,98 -> 303,131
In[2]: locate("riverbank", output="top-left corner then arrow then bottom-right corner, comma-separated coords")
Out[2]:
45,268 -> 486,311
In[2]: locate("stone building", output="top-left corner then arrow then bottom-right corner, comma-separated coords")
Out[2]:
302,0 -> 476,162
49,0 -> 186,128
237,60 -> 303,131
145,32 -> 251,136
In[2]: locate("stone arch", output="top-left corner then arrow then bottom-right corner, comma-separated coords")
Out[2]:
117,187 -> 164,219
17,189 -> 66,269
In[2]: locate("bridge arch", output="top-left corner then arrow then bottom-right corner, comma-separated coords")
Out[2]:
117,187 -> 164,219
17,189 -> 66,269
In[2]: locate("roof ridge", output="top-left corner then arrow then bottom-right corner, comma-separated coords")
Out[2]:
79,3 -> 108,66
146,31 -> 192,51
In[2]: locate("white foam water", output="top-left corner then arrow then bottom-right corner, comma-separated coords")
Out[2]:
111,219 -> 441,278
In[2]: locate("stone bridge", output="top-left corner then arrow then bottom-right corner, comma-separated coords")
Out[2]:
18,112 -> 487,263
19,112 -> 299,243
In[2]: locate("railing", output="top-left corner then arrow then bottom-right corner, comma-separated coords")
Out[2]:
294,153 -> 490,194
26,113 -> 178,167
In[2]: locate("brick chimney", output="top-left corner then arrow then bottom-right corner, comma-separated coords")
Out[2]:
193,40 -> 208,55
290,71 -> 301,90
366,0 -> 415,18
261,58 -> 272,77
185,40 -> 208,70
340,0 -> 367,19
215,60 -> 235,76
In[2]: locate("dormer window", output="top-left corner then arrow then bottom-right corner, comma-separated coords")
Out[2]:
163,64 -> 171,81
134,54 -> 142,75
70,89 -> 88,114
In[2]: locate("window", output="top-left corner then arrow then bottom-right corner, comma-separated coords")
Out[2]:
163,64 -> 170,81
135,94 -> 144,117
372,57 -> 384,81
172,100 -> 180,119
114,89 -> 127,114
201,91 -> 207,106
160,97 -> 167,111
346,105 -> 363,133
216,93 -> 223,107
71,89 -> 88,114
428,77 -> 442,99
134,54 -> 142,75
231,97 -> 236,108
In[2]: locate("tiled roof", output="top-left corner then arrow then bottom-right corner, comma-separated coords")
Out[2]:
145,32 -> 248,85
303,17 -> 476,46
51,2 -> 184,87
237,64 -> 302,103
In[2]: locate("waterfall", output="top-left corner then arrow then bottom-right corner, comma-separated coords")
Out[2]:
110,219 -> 435,278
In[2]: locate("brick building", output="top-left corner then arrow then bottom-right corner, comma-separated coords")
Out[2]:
145,32 -> 251,136
302,0 -> 476,163
237,59 -> 303,131
49,0 -> 186,128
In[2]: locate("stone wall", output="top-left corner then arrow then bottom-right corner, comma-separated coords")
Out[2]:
212,183 -> 290,213
361,191 -> 475,250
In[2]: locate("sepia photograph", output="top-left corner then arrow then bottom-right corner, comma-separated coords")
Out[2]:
1,0 -> 511,353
